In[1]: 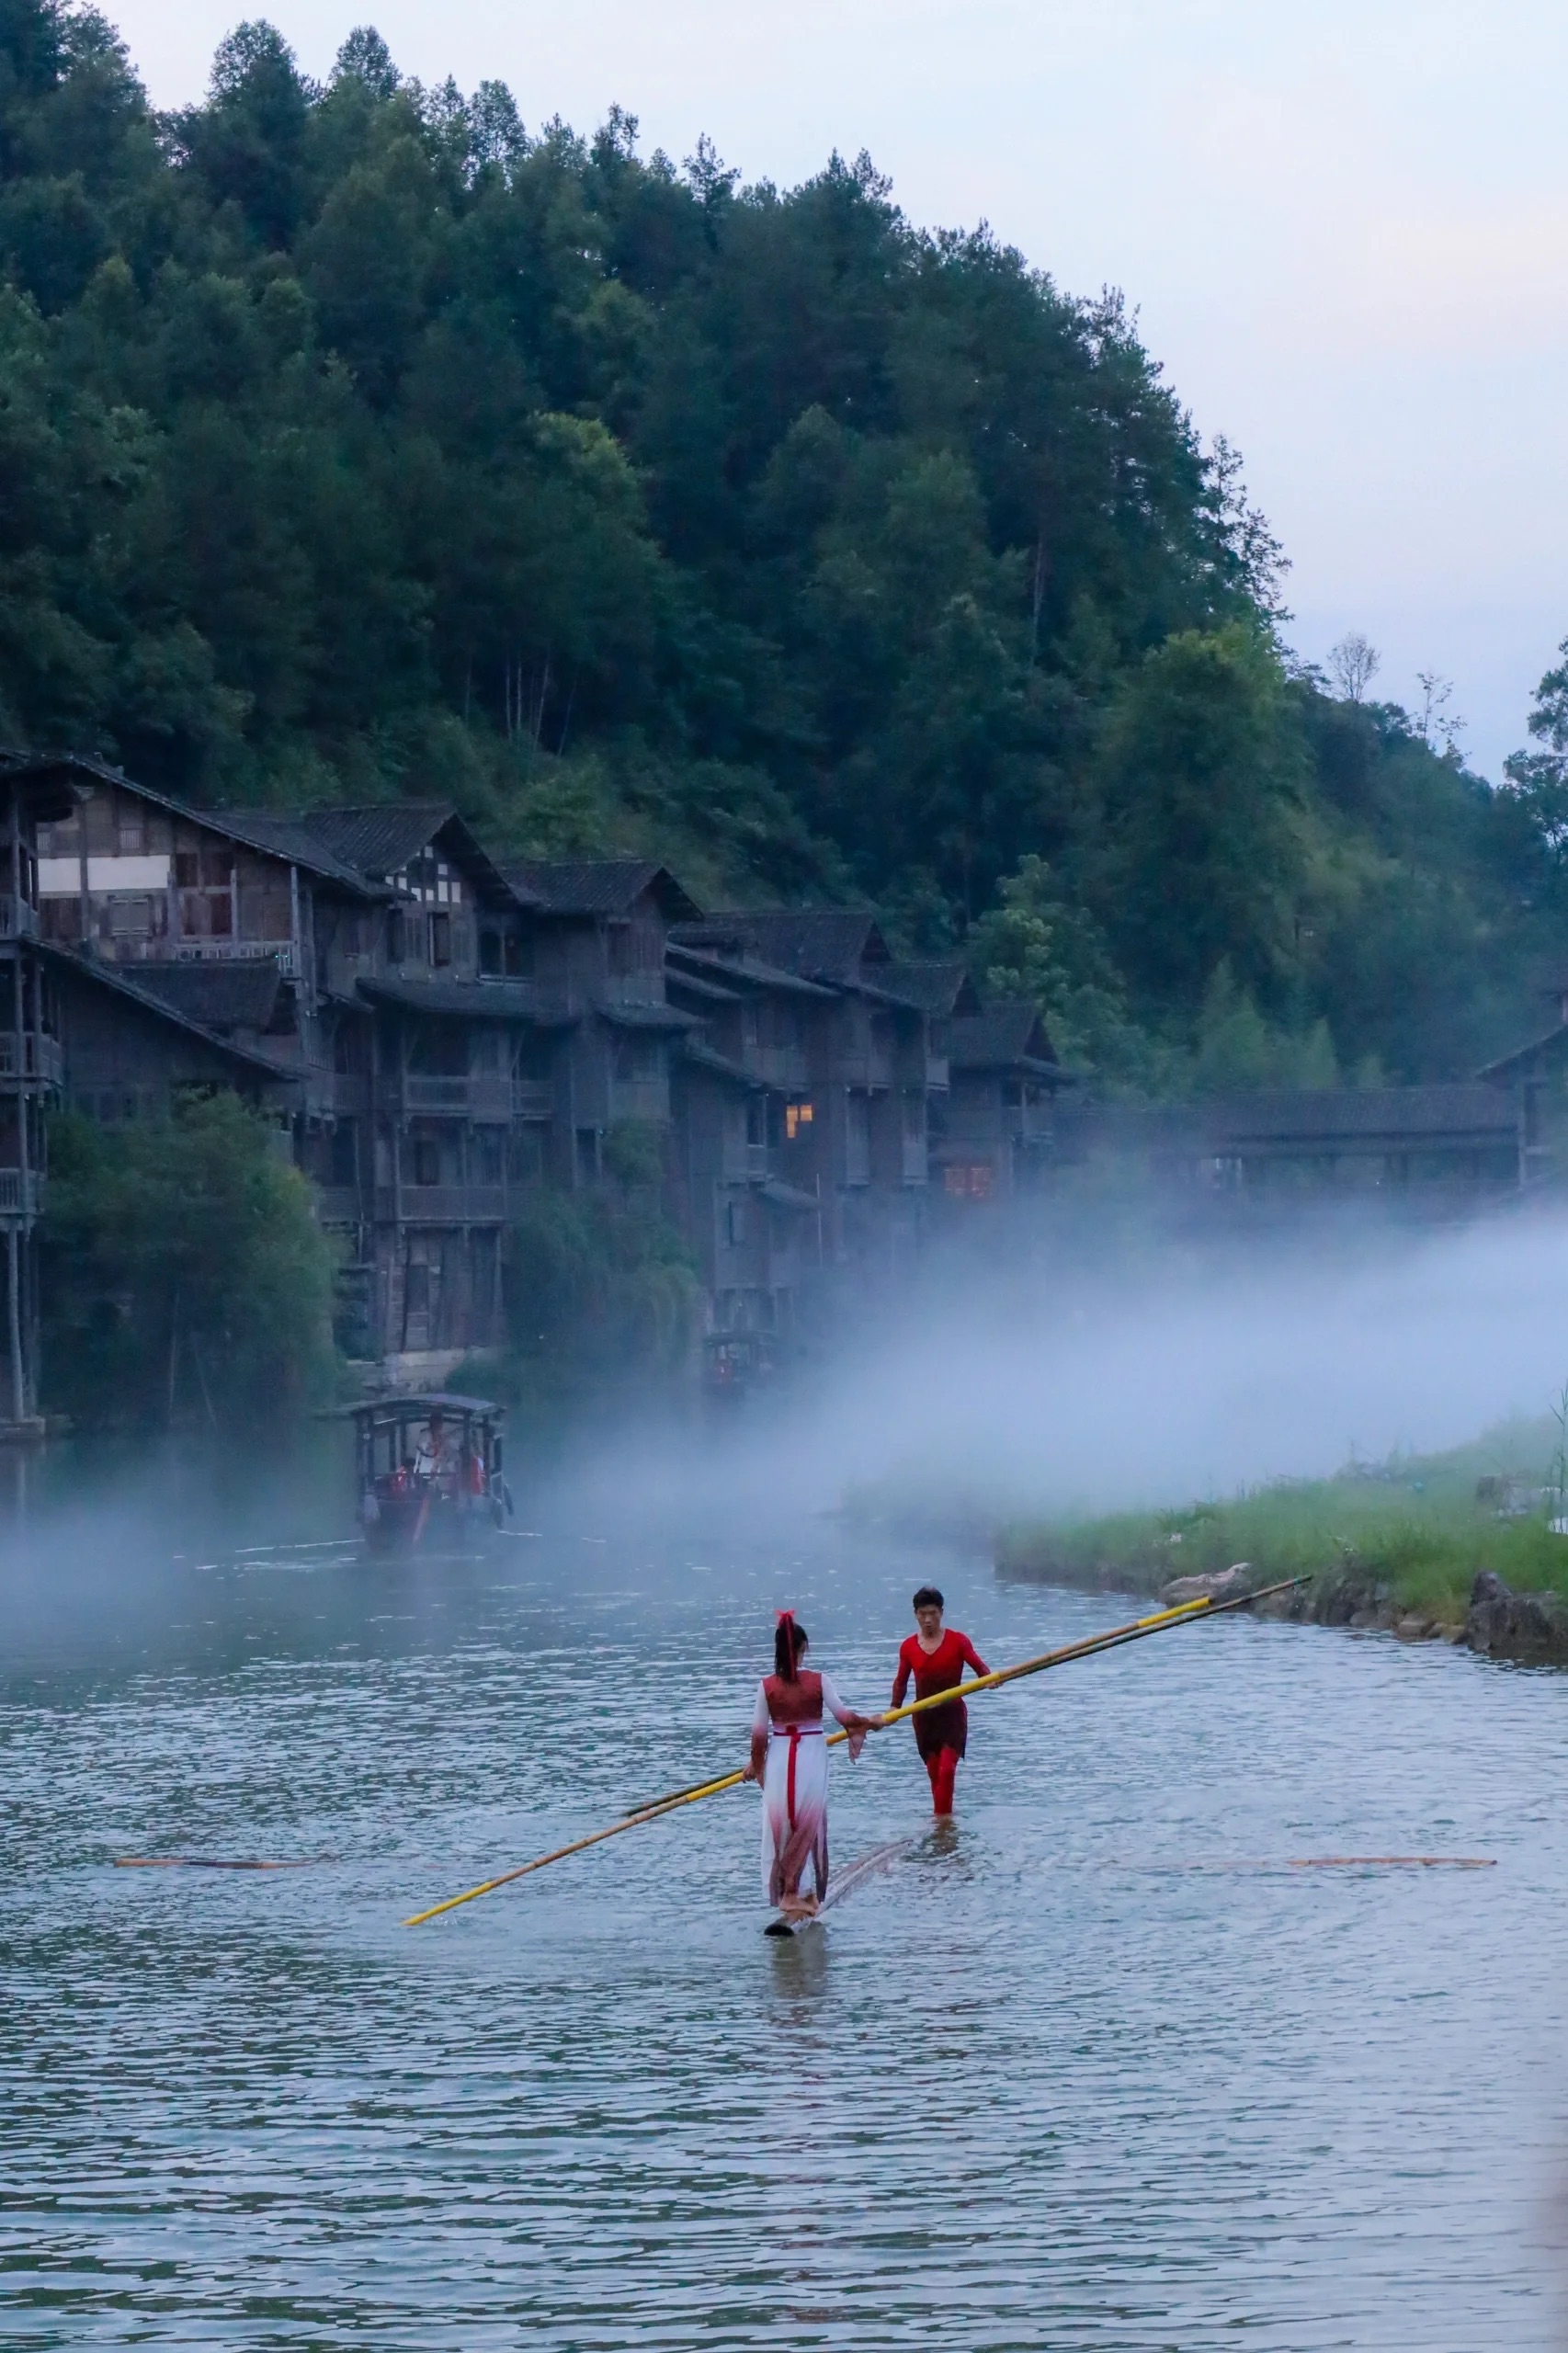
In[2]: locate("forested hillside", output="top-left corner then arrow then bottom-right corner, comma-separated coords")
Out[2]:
0,2 -> 1560,1087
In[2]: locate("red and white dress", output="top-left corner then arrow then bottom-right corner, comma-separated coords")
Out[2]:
751,1669 -> 866,1904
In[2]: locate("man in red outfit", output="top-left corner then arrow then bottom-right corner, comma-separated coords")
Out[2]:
888,1585 -> 990,1816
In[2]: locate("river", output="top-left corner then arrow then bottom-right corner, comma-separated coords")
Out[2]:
2,1513 -> 1565,2348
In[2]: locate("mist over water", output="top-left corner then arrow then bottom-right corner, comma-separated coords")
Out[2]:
608,1204 -> 1568,1533
6,1208 -> 1568,2345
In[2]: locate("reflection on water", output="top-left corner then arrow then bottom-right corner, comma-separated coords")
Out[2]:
2,1520 -> 1564,2347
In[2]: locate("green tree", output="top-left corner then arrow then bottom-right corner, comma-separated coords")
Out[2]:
40,1095 -> 336,1429
1096,624 -> 1305,1008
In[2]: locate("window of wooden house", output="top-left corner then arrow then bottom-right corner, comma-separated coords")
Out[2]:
505,928 -> 534,977
608,924 -> 632,975
943,1162 -> 994,1199
387,907 -> 406,962
403,1260 -> 429,1319
472,1128 -> 505,1185
784,1100 -> 813,1141
333,1021 -> 369,1074
1001,1079 -> 1023,1108
329,1120 -> 358,1187
508,1126 -> 545,1186
429,910 -> 452,967
726,1197 -> 747,1247
117,809 -> 145,854
479,926 -> 502,977
174,850 -> 199,890
742,1001 -> 760,1048
411,1133 -> 440,1188
845,1093 -> 870,1185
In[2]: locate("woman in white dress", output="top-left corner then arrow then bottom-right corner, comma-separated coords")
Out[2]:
743,1612 -> 878,1917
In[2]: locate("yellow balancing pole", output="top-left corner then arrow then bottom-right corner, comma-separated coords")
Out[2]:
403,1574 -> 1308,1927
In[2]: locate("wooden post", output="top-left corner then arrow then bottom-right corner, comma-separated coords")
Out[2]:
6,1227 -> 21,1426
10,790 -> 28,1420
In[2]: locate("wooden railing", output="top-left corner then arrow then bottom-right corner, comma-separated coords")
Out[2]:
0,1168 -> 41,1217
0,1034 -> 62,1085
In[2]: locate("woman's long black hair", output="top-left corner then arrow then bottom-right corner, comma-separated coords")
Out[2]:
773,1614 -> 808,1681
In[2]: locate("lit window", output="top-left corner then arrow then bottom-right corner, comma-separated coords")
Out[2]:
785,1101 -> 813,1140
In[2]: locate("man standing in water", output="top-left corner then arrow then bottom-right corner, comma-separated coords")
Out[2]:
889,1586 -> 991,1817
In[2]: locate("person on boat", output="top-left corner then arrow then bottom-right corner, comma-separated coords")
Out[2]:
889,1586 -> 991,1818
744,1612 -> 878,1918
414,1409 -> 453,1490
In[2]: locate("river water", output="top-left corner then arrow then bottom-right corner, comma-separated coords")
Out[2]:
3,1513 -> 1566,2349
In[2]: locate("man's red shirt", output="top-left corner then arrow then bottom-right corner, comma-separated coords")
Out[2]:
892,1628 -> 990,1759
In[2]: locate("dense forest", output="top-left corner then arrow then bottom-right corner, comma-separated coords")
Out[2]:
0,0 -> 1563,1088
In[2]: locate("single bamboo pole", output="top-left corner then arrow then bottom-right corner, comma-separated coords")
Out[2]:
404,1575 -> 1307,1927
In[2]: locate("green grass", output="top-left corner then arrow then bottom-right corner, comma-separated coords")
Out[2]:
995,1421 -> 1568,1626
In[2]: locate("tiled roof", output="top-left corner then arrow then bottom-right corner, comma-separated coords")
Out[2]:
949,1003 -> 1062,1073
234,805 -> 519,907
356,976 -> 574,1026
124,958 -> 284,1034
665,940 -> 836,999
881,961 -> 979,1017
672,910 -> 889,984
39,943 -> 291,1078
1184,1086 -> 1518,1145
506,858 -> 702,921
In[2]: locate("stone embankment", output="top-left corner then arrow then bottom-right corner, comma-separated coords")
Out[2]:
1004,1555 -> 1568,1666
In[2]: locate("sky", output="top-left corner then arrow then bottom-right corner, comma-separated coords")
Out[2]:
105,0 -> 1566,779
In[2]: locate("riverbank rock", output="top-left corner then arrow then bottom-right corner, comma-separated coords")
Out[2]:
1466,1571 -> 1568,1662
1160,1563 -> 1252,1608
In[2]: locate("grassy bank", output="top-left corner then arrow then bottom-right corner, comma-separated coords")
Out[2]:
995,1424 -> 1568,1630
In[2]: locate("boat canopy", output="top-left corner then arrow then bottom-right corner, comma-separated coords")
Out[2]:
340,1392 -> 506,1427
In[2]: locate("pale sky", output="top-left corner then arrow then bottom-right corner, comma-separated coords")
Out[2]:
107,0 -> 1567,779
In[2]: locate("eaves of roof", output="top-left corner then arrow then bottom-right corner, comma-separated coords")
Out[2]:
760,1178 -> 820,1213
665,967 -> 744,1006
356,975 -> 575,1027
596,1000 -> 699,1032
681,1040 -> 759,1088
665,941 -> 838,1000
1475,1027 -> 1567,1081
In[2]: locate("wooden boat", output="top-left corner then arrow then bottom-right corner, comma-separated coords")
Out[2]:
345,1392 -> 513,1555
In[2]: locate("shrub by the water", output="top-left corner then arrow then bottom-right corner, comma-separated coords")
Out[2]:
996,1429 -> 1568,1628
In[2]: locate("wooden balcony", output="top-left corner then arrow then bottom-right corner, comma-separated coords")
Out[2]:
512,1078 -> 555,1120
374,1183 -> 510,1224
402,1074 -> 517,1120
0,1034 -> 62,1086
0,896 -> 39,940
0,1168 -> 42,1219
314,1185 -> 366,1226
